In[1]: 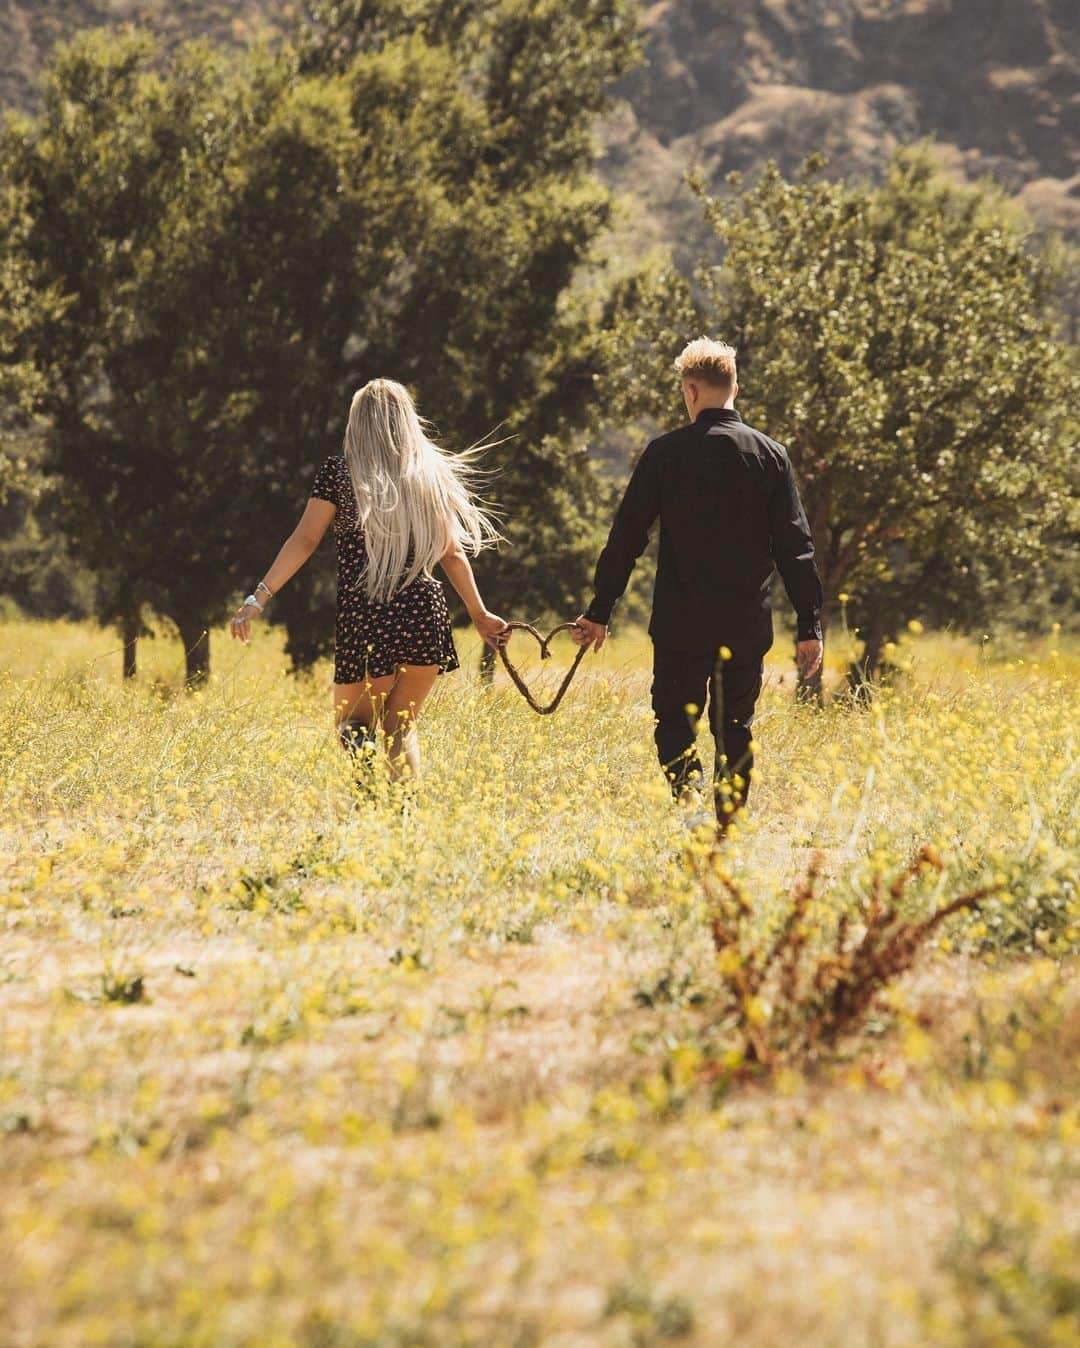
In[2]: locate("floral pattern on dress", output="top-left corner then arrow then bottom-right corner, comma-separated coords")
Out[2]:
310,455 -> 460,683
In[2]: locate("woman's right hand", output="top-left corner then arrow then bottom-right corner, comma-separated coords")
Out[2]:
230,602 -> 261,645
472,610 -> 511,651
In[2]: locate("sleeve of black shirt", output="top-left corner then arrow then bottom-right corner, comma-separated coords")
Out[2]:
769,451 -> 823,642
583,442 -> 661,625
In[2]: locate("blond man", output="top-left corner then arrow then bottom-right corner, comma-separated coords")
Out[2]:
574,338 -> 823,823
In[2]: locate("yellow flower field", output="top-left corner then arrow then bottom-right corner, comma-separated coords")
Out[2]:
2,616 -> 1078,1347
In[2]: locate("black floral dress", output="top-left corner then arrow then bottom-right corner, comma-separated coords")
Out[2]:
309,455 -> 460,683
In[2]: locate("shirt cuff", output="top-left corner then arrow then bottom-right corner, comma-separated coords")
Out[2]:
797,616 -> 822,642
583,598 -> 613,625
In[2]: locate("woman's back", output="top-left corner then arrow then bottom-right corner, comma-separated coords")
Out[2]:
309,452 -> 440,602
339,379 -> 500,604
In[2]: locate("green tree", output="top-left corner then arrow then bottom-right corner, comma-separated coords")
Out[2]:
605,148 -> 1079,677
0,179 -> 84,626
291,0 -> 643,649
3,31 -> 397,680
0,184 -> 51,426
7,4 -> 644,679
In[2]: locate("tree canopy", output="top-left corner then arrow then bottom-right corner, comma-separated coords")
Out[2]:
603,148 -> 1079,671
2,1 -> 642,678
0,182 -> 51,425
2,33 -> 369,675
292,0 -> 643,637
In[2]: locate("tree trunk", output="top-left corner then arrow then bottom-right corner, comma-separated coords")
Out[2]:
861,627 -> 886,687
121,610 -> 138,680
479,643 -> 496,685
277,568 -> 335,674
176,616 -> 210,686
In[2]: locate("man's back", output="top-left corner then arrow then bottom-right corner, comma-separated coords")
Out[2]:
586,406 -> 822,656
574,336 -> 823,823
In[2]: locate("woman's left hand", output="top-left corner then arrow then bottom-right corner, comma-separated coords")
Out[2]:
473,610 -> 511,650
230,602 -> 261,645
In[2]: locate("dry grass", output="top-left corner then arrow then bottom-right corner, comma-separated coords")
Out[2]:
1,615 -> 1078,1347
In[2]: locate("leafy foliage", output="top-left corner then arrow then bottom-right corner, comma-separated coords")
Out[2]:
293,0 -> 643,633
0,175 -> 88,621
0,181 -> 54,423
3,3 -> 642,674
604,149 -> 1080,668
3,32 -> 352,675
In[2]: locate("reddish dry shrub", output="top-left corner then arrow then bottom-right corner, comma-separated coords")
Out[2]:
694,846 -> 1001,1068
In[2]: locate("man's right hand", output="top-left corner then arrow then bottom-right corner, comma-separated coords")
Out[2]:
572,616 -> 607,652
796,639 -> 823,680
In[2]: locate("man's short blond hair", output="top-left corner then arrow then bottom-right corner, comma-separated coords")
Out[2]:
674,337 -> 737,390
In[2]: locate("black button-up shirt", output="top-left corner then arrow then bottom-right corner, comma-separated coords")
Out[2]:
584,408 -> 823,654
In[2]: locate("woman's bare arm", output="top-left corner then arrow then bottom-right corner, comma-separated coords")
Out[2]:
231,499 -> 336,643
258,499 -> 336,595
440,542 -> 509,649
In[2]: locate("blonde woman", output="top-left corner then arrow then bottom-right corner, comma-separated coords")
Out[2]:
231,379 -> 509,779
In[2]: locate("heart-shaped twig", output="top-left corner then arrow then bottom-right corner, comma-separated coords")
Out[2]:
496,622 -> 588,715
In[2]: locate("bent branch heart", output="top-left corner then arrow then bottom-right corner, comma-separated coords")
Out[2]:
496,622 -> 589,716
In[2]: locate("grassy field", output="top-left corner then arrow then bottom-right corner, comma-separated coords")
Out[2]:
2,615 -> 1078,1348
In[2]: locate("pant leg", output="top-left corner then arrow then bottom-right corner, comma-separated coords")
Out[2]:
651,646 -> 714,796
708,654 -> 764,811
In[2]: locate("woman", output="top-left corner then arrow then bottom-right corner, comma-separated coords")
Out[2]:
230,379 -> 509,780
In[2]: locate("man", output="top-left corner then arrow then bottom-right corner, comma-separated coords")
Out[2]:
574,338 -> 823,824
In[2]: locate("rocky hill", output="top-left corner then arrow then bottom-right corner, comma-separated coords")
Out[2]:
2,0 -> 1078,247
604,0 -> 1078,254
0,1 -> 283,110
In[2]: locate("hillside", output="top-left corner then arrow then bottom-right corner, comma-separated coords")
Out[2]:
604,0 -> 1079,255
2,0 -> 1078,245
0,0 -> 283,109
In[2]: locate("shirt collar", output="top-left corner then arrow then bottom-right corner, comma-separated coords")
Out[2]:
696,407 -> 742,425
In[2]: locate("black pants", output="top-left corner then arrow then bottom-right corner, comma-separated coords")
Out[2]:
651,646 -> 764,814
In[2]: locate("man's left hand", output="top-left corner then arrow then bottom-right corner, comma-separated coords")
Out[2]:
796,639 -> 823,680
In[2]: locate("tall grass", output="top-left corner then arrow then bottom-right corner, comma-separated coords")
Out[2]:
1,615 -> 1077,1347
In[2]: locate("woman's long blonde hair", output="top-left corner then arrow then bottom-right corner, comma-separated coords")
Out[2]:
342,379 -> 502,603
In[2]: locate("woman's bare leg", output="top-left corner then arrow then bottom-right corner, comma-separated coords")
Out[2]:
382,665 -> 439,780
333,677 -> 395,791
333,676 -> 396,733
332,668 -> 438,781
